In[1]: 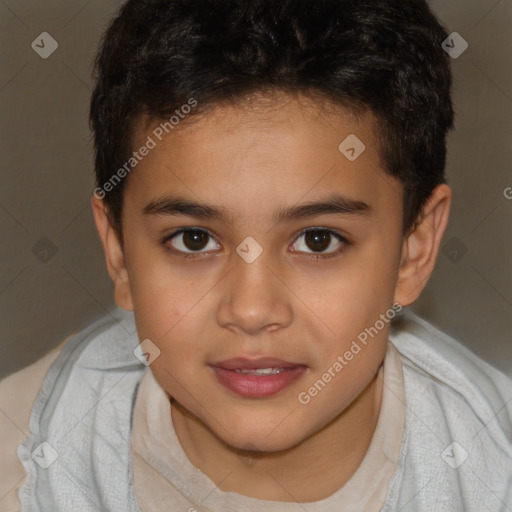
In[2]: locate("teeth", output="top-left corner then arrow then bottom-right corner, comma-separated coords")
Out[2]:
235,367 -> 283,375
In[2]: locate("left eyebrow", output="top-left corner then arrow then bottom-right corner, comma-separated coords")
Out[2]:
142,193 -> 372,224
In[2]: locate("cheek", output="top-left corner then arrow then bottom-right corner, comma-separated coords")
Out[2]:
297,247 -> 398,380
127,251 -> 194,335
305,254 -> 397,329
139,312 -> 204,392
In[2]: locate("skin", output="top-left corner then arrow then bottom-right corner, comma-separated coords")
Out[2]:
92,92 -> 451,502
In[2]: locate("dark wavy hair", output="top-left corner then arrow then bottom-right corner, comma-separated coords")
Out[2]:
89,0 -> 454,242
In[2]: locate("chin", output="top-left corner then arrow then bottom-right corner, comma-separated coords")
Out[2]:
209,414 -> 309,454
228,434 -> 301,454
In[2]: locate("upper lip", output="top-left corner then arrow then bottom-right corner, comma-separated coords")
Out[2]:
210,357 -> 304,370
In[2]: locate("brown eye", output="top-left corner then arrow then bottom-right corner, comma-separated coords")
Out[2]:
304,230 -> 331,252
291,229 -> 347,256
165,229 -> 220,254
182,230 -> 209,251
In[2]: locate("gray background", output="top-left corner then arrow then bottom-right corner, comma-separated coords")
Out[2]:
0,0 -> 511,379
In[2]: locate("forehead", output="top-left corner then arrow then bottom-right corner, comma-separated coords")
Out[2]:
125,93 -> 401,226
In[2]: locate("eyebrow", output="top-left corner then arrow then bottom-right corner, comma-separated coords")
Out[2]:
142,194 -> 371,224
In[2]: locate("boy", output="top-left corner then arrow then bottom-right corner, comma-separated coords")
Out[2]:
2,0 -> 511,510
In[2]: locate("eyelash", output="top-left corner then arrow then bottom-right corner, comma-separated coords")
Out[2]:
161,227 -> 351,262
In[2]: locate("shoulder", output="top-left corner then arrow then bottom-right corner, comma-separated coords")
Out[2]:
389,310 -> 512,429
0,335 -> 71,511
23,310 -> 142,430
384,311 -> 512,509
0,310 -> 141,511
389,311 -> 512,460
15,311 -> 145,511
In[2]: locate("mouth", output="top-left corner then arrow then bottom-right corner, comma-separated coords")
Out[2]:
209,357 -> 308,398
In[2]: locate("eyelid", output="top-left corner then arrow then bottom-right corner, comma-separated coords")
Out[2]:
162,226 -> 217,239
290,227 -> 349,259
294,226 -> 350,243
162,227 -> 220,252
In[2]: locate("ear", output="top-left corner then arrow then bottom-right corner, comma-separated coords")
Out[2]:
394,184 -> 452,307
91,196 -> 133,311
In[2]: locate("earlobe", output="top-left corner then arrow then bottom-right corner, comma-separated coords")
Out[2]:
394,184 -> 452,307
91,196 -> 134,311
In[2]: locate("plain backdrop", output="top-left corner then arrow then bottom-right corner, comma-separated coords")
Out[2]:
1,0 -> 511,378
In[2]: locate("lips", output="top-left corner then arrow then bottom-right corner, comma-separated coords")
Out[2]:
210,357 -> 307,398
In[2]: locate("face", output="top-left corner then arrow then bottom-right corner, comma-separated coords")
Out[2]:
108,94 -> 407,451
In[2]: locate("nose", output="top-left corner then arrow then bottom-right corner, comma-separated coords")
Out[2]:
216,250 -> 293,336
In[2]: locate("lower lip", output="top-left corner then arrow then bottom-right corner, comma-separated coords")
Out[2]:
210,366 -> 307,398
